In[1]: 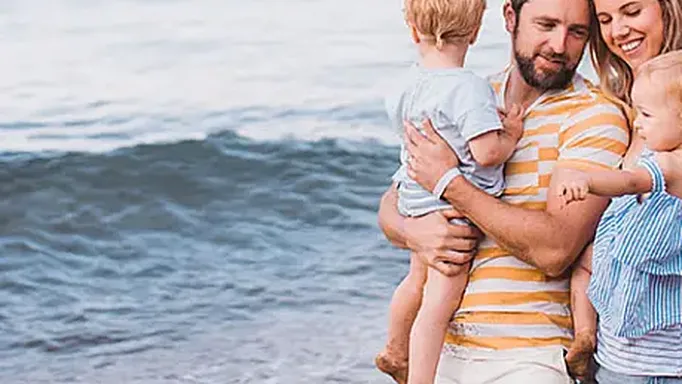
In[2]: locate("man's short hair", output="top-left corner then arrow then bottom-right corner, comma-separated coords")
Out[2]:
508,0 -> 530,21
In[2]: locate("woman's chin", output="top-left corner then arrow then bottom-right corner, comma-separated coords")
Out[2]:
621,44 -> 657,73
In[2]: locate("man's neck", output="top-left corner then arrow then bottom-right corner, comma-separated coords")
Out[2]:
504,65 -> 546,112
418,43 -> 468,69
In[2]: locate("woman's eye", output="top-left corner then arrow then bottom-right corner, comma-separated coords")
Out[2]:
625,8 -> 641,17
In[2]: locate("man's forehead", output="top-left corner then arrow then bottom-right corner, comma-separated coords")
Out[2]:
520,0 -> 590,25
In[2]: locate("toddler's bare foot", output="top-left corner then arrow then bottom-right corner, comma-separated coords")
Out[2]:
375,349 -> 408,384
565,331 -> 596,383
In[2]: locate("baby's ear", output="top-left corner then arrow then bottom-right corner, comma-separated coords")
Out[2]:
469,24 -> 482,45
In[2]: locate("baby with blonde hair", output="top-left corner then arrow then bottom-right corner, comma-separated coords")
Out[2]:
559,50 -> 682,203
558,50 -> 682,380
376,0 -> 523,383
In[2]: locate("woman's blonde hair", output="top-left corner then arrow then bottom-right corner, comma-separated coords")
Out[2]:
404,0 -> 486,49
588,0 -> 682,104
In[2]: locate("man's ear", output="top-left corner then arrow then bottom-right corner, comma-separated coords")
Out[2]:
503,1 -> 517,35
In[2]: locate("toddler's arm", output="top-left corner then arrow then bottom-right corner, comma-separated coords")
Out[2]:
558,167 -> 653,205
468,104 -> 523,167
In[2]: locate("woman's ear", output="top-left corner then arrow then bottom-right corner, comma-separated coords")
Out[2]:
503,1 -> 517,35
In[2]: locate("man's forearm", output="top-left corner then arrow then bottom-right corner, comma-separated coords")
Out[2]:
442,175 -> 606,276
378,185 -> 409,249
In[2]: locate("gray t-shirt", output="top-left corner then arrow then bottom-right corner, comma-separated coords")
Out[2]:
386,65 -> 505,217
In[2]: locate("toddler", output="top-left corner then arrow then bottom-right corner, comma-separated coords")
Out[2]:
376,1 -> 523,383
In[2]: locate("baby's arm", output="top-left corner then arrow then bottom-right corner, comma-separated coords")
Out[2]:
468,104 -> 524,167
558,167 -> 653,205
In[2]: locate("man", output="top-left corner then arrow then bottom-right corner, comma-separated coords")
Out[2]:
378,0 -> 630,382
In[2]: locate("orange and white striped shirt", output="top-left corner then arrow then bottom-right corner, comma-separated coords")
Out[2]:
445,67 -> 630,350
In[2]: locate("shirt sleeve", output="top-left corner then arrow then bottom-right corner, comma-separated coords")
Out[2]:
557,101 -> 630,171
451,76 -> 503,141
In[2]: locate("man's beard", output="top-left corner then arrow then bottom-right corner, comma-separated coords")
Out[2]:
514,46 -> 579,91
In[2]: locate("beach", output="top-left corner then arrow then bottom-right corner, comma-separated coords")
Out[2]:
0,1 -> 595,382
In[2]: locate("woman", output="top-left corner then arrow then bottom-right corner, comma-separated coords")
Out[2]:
383,0 -> 682,382
583,0 -> 682,383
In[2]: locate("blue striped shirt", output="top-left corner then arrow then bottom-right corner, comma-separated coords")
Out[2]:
588,149 -> 682,375
589,150 -> 682,337
595,323 -> 682,377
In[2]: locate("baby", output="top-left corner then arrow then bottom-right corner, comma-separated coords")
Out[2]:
376,1 -> 523,383
558,50 -> 682,373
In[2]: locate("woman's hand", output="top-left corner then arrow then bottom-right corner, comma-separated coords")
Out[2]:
403,210 -> 482,276
404,119 -> 460,193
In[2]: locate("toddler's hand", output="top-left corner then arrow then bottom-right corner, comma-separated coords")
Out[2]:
499,103 -> 524,141
557,173 -> 591,207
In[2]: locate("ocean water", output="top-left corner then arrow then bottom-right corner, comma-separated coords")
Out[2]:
0,1 -> 595,383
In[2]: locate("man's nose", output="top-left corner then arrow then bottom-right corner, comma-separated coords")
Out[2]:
547,29 -> 568,55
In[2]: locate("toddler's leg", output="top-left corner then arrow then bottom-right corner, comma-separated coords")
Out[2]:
408,262 -> 470,384
566,243 -> 597,382
376,252 -> 427,384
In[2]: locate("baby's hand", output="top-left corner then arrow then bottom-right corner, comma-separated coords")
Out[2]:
557,173 -> 591,207
499,103 -> 524,141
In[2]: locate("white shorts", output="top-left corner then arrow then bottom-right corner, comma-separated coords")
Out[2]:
435,345 -> 575,384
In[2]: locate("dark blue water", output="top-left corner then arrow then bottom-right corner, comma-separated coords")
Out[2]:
1,132 -> 411,383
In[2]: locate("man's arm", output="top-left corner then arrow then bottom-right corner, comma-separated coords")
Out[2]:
378,185 -> 409,249
441,171 -> 609,277
377,184 -> 482,276
403,105 -> 628,277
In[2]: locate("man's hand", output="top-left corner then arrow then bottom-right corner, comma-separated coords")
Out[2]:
403,210 -> 481,276
404,119 -> 460,193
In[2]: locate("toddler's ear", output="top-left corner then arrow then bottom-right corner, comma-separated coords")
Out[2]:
409,25 -> 421,44
469,24 -> 482,45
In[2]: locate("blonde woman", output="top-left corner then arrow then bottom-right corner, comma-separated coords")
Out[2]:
582,0 -> 682,382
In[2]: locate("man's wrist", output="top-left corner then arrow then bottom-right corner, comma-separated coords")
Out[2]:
399,215 -> 413,250
441,173 -> 469,204
433,167 -> 462,198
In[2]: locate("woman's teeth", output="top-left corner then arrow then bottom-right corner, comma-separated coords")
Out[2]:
621,39 -> 643,53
